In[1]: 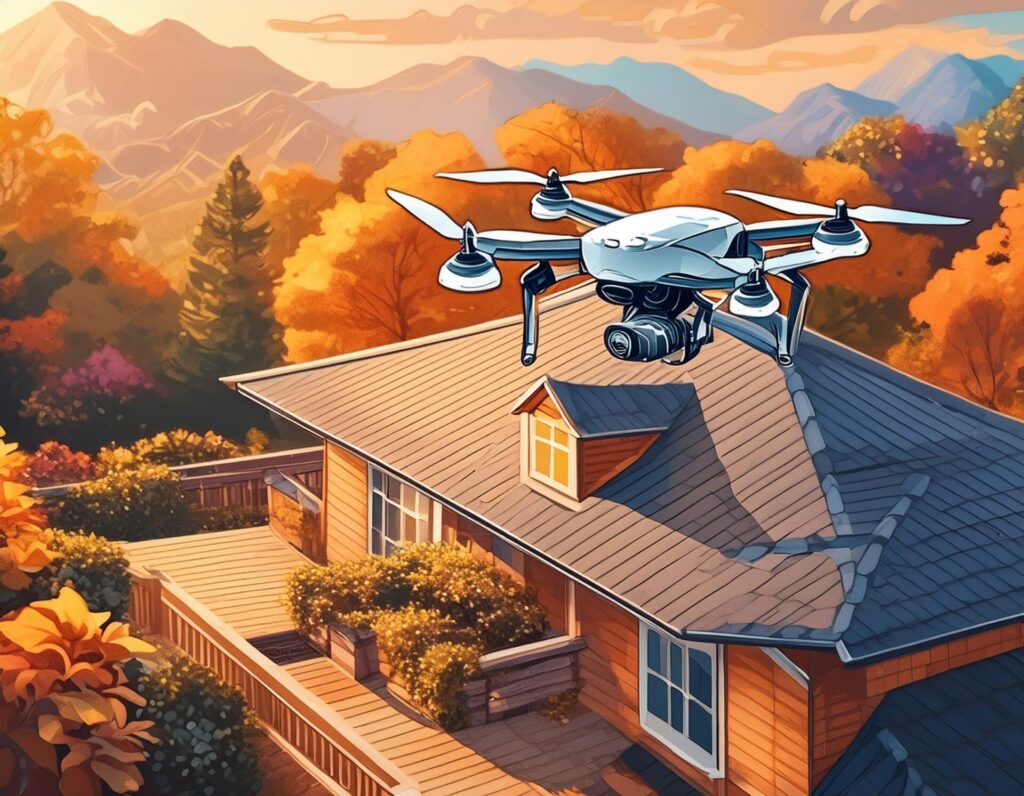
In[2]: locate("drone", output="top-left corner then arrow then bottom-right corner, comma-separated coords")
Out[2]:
387,166 -> 969,367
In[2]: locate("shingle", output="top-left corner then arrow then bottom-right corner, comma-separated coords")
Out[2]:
235,282 -> 1024,661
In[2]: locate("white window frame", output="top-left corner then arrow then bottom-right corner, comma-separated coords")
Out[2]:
367,465 -> 432,556
638,620 -> 723,776
528,413 -> 575,493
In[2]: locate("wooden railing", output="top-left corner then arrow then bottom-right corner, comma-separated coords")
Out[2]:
34,446 -> 324,509
129,566 -> 418,796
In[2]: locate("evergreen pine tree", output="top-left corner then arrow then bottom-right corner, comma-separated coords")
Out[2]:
166,155 -> 284,384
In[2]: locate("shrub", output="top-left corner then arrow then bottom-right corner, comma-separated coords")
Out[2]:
20,345 -> 162,428
189,505 -> 269,533
97,427 -> 268,471
402,543 -> 549,650
2,530 -> 131,619
52,462 -> 191,541
284,543 -> 548,650
0,587 -> 157,796
367,607 -> 482,730
0,425 -> 55,593
131,654 -> 262,796
21,441 -> 95,486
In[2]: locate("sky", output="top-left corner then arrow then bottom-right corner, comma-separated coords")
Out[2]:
1,1 -> 1023,109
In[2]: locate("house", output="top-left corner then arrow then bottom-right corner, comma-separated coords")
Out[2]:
223,283 -> 1024,795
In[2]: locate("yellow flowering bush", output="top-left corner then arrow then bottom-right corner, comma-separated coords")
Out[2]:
96,427 -> 268,472
52,462 -> 190,541
362,606 -> 481,730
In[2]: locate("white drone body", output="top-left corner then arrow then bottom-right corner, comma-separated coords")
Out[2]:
387,167 -> 966,367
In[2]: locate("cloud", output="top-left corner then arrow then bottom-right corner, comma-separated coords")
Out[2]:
268,1 -> 1024,49
267,5 -> 652,45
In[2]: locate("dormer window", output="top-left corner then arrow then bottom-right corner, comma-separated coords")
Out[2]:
512,376 -> 694,505
530,412 -> 573,490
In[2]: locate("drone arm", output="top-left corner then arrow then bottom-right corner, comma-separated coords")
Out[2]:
762,246 -> 857,274
475,234 -> 582,261
563,197 -> 628,227
746,219 -> 824,241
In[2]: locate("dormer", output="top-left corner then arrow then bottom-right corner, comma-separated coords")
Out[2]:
511,376 -> 694,505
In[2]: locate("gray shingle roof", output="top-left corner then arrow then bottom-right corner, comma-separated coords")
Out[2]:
514,376 -> 694,437
815,648 -> 1024,795
229,284 -> 1024,661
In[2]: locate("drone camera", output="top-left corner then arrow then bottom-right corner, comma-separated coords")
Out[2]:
604,313 -> 693,363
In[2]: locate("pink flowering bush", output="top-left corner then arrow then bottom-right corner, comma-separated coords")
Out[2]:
20,441 -> 95,486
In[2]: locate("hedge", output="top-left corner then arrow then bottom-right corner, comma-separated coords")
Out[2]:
131,654 -> 262,796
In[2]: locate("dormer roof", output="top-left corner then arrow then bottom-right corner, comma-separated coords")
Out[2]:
511,376 -> 695,438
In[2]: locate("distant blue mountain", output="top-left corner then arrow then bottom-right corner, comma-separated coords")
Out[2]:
894,54 -> 1010,130
856,47 -> 948,103
979,54 -> 1024,89
520,56 -> 772,136
737,84 -> 896,156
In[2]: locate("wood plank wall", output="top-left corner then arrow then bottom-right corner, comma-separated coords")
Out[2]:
522,555 -> 568,634
323,443 -> 368,563
725,648 -> 810,796
578,434 -> 658,498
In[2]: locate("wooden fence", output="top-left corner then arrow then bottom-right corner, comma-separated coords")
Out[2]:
129,566 -> 419,796
34,446 -> 324,509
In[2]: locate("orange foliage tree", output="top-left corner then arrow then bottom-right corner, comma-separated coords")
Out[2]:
338,139 -> 397,201
276,131 -> 554,361
0,587 -> 156,796
889,185 -> 1024,414
495,102 -> 684,212
260,166 -> 339,284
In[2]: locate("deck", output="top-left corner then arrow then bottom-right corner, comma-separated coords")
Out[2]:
125,526 -> 630,795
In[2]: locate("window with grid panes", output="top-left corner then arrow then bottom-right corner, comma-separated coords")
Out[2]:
369,466 -> 430,555
639,621 -> 719,772
530,413 -> 572,490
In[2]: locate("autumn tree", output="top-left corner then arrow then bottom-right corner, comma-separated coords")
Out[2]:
889,185 -> 1024,415
958,77 -> 1024,191
167,156 -> 283,384
260,166 -> 338,281
338,139 -> 397,201
276,131 -> 547,361
495,102 -> 684,212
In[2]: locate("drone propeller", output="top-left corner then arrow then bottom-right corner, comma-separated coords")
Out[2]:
726,189 -> 970,226
436,166 -> 664,186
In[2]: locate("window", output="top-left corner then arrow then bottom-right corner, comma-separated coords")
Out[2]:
530,413 -> 572,489
369,467 -> 430,556
639,622 -> 719,773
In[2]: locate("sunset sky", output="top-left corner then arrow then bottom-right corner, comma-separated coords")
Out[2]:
2,1 -> 1023,108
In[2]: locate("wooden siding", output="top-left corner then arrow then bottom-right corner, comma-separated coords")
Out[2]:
578,433 -> 659,498
574,585 -> 725,795
324,443 -> 367,563
522,555 -> 568,634
726,648 -> 809,796
787,619 -> 1024,787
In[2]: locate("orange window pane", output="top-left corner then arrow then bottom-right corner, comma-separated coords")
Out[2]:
553,448 -> 569,486
553,425 -> 569,447
535,418 -> 551,440
534,440 -> 551,477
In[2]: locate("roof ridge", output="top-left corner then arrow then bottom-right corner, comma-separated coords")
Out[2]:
223,282 -> 596,388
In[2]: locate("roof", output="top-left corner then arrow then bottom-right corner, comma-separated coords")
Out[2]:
816,648 -> 1024,795
511,376 -> 694,437
229,284 -> 1024,662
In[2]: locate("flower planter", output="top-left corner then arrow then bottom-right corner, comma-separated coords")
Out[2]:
327,620 -> 380,682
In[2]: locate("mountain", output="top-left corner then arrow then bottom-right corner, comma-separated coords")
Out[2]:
306,57 -> 717,161
0,3 -> 312,148
894,54 -> 1010,130
518,57 -> 772,135
737,84 -> 896,155
856,47 -> 948,103
980,55 -> 1024,89
108,90 -> 346,186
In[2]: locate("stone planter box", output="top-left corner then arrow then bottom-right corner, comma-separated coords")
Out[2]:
327,620 -> 380,683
